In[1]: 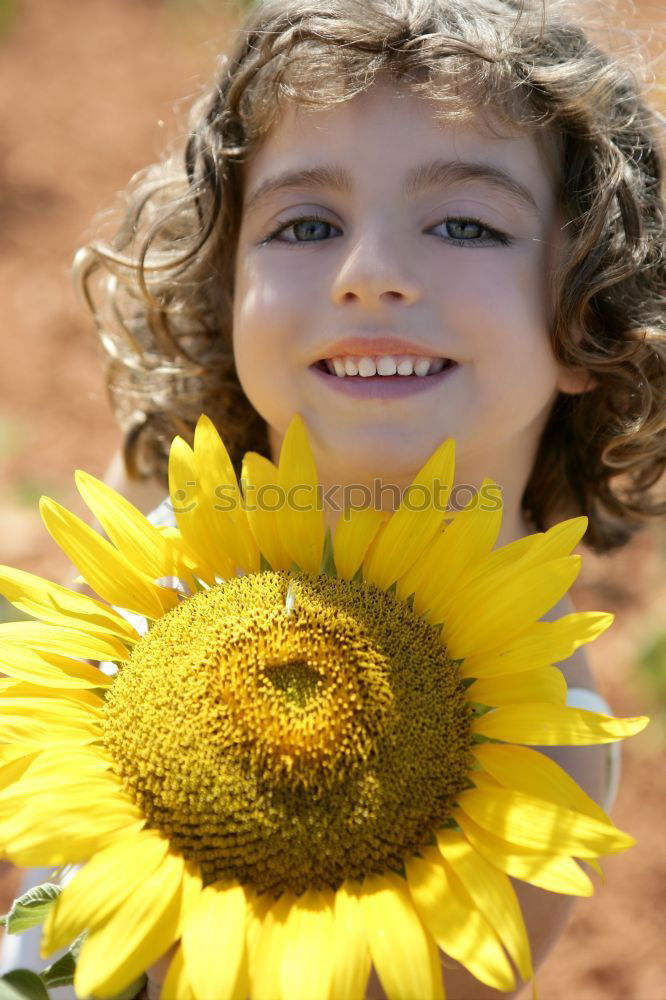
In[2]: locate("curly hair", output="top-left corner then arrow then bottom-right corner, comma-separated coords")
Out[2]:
75,0 -> 666,552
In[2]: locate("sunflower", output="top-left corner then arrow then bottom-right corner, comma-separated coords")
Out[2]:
0,414 -> 647,1000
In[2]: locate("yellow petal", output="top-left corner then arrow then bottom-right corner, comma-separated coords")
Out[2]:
0,746 -> 112,801
0,742 -> 117,792
167,435 -> 221,580
436,830 -> 532,983
464,517 -> 587,587
472,743 -> 610,824
333,507 -> 386,582
472,703 -> 649,745
245,888 -> 275,998
0,741 -> 42,764
280,888 -> 336,1000
455,811 -> 593,895
252,890 -> 296,1000
39,498 -> 179,619
277,415 -> 325,574
0,769 -> 122,816
182,882 -> 248,1000
0,564 -> 139,640
440,556 -> 582,659
74,849 -> 184,998
75,471 -> 195,588
0,715 -> 99,748
241,452 -> 293,571
331,881 -> 372,1000
176,860 -> 205,938
0,750 -> 41,792
192,415 -> 260,575
399,480 -> 502,614
0,621 -> 129,663
5,743 -> 112,776
0,695 -> 100,722
3,807 -> 144,869
162,945 -> 197,1000
467,667 -> 567,706
0,645 -> 113,689
0,679 -> 104,708
468,532 -> 543,579
363,439 -> 455,591
193,415 -> 239,499
517,517 -> 588,567
456,785 -> 634,857
356,872 -> 445,1000
460,612 -> 614,678
43,831 -> 170,954
406,845 -> 515,992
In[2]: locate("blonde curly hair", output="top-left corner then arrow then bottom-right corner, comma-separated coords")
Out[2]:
75,0 -> 665,552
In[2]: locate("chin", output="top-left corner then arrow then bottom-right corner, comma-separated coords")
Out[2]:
316,440 -> 421,487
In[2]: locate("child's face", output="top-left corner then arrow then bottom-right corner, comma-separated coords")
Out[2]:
233,79 -> 578,494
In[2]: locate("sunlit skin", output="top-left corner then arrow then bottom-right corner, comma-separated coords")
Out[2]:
140,81 -> 604,999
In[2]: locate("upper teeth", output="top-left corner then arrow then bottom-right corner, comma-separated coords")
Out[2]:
325,355 -> 447,377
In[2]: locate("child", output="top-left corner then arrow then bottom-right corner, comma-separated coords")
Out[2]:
7,0 -> 665,997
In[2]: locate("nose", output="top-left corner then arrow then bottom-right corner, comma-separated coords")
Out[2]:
329,228 -> 423,308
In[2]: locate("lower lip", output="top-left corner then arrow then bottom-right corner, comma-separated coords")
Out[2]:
310,362 -> 459,399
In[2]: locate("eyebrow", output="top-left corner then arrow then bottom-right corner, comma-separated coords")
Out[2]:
244,158 -> 540,216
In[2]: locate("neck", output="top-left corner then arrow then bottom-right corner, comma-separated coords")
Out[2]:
267,425 -> 537,551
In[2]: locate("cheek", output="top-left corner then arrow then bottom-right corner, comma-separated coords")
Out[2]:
235,250 -> 316,314
232,258 -> 300,429
234,256 -> 290,328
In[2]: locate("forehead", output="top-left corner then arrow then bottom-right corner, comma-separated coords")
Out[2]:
242,79 -> 560,214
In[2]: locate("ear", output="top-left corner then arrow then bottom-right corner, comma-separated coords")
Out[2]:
557,365 -> 598,394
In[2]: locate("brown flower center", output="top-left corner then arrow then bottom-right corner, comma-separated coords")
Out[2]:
102,570 -> 472,895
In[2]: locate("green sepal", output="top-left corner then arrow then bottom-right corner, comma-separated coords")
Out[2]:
468,701 -> 493,717
0,970 -> 50,1000
106,975 -> 148,1000
259,553 -> 273,572
0,884 -> 61,935
111,976 -> 148,1000
319,527 -> 337,577
40,931 -> 86,988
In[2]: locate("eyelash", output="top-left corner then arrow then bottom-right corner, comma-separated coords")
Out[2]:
259,213 -> 513,248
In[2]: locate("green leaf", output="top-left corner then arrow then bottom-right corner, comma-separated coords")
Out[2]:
319,527 -> 337,576
41,931 -> 86,988
2,884 -> 62,936
0,970 -> 50,1000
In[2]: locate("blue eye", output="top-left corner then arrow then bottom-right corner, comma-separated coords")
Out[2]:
292,219 -> 336,241
445,220 -> 484,240
261,214 -> 511,247
435,217 -> 511,247
262,215 -> 340,245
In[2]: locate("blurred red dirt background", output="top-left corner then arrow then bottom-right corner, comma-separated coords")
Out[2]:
0,1 -> 665,997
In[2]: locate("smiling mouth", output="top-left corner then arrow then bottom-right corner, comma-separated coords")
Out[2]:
313,359 -> 457,377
